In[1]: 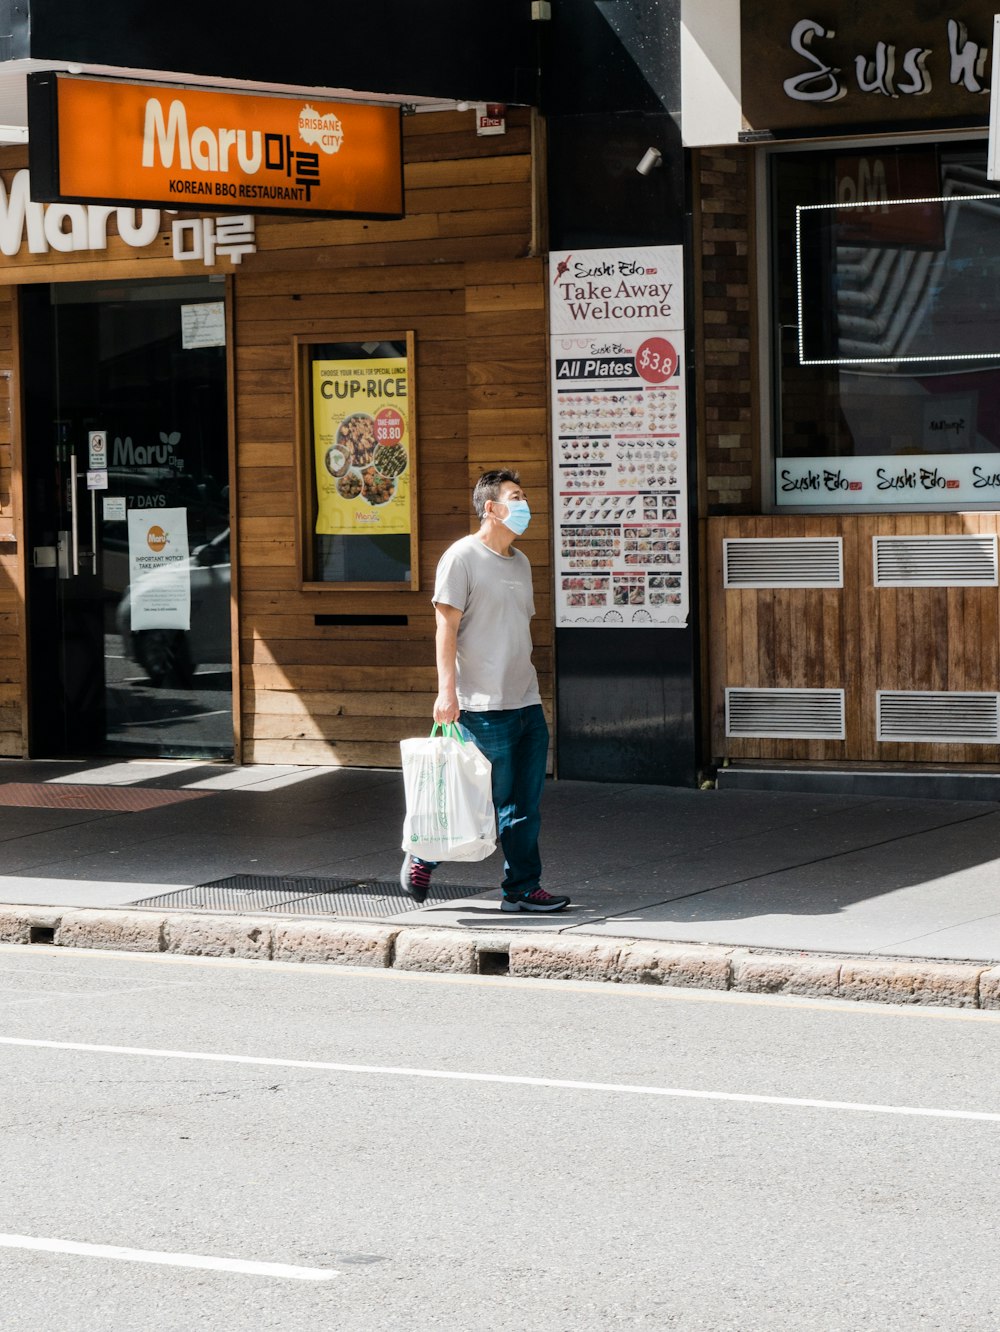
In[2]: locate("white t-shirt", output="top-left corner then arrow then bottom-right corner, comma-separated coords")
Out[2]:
433,533 -> 541,711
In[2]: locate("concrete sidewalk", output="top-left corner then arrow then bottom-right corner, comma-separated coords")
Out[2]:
2,756 -> 1000,1006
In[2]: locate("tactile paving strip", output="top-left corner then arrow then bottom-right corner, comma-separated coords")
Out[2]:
0,783 -> 212,811
131,874 -> 484,918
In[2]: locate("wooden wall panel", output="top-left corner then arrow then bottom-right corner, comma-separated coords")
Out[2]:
234,108 -> 550,768
709,513 -> 1000,767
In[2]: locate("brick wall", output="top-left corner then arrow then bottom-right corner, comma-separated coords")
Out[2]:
694,148 -> 756,514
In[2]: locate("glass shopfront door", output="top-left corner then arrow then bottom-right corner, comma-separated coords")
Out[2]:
23,277 -> 233,758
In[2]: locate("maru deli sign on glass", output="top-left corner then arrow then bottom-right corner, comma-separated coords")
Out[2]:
27,74 -> 403,219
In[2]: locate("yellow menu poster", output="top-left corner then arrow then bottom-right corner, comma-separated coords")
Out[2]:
313,357 -> 411,535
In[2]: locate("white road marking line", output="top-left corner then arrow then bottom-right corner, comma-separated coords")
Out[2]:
0,1233 -> 337,1281
0,1034 -> 996,1123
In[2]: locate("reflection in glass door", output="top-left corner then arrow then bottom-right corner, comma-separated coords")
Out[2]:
23,277 -> 233,759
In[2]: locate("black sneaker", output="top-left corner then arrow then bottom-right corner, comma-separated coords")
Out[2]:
400,854 -> 433,904
500,887 -> 571,913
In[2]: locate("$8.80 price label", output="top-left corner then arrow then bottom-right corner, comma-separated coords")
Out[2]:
635,337 -> 678,385
375,407 -> 405,443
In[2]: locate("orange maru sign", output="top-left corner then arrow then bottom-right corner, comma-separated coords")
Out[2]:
27,73 -> 404,219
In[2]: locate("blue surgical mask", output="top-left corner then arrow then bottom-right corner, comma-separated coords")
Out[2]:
499,498 -> 531,535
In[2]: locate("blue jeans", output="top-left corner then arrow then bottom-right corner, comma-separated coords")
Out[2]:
417,704 -> 549,897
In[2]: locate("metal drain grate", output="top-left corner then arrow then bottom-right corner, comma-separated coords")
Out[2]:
0,783 -> 212,811
130,885 -> 321,913
130,874 -> 485,918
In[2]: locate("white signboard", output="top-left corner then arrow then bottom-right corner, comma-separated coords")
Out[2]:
776,453 -> 1000,506
181,301 -> 226,349
86,470 -> 108,490
549,245 -> 684,335
549,245 -> 689,630
103,496 -> 127,521
127,507 -> 191,631
88,429 -> 107,469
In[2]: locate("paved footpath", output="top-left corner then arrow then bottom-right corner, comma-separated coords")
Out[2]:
3,757 -> 1000,1009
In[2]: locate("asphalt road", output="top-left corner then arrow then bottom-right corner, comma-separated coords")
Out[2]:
1,946 -> 999,1331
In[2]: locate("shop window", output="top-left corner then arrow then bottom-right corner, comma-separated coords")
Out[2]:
770,141 -> 1000,508
294,333 -> 417,589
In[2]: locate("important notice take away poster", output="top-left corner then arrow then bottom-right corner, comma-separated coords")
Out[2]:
313,357 -> 411,536
127,508 -> 191,631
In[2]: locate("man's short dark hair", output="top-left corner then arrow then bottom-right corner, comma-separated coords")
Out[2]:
473,468 -> 521,519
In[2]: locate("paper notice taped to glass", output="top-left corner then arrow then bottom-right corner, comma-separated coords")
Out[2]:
181,301 -> 225,349
127,507 -> 191,631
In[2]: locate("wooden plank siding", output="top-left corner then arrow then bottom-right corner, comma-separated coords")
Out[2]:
0,108 -> 550,766
233,108 -> 550,766
708,513 -> 1000,766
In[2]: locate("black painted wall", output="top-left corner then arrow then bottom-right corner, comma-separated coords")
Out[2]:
544,1 -> 698,786
18,1 -> 540,104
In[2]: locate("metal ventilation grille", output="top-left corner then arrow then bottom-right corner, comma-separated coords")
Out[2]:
873,535 -> 998,587
877,691 -> 1000,744
725,688 -> 846,739
723,538 -> 843,588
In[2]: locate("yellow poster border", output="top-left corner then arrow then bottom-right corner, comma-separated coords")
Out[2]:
293,331 -> 418,592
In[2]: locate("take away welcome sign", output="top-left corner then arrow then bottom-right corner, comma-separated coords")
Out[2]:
27,74 -> 404,219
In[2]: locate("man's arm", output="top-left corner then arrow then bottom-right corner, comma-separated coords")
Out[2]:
433,602 -> 463,723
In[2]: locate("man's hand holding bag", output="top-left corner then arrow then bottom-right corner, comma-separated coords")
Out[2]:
400,723 -> 496,862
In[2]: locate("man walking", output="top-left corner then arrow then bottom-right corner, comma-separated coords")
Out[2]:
400,469 -> 570,913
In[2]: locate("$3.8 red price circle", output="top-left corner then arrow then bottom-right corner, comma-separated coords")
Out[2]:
635,337 -> 677,384
375,407 -> 405,443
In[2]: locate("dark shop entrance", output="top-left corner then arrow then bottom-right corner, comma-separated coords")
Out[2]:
22,276 -> 233,759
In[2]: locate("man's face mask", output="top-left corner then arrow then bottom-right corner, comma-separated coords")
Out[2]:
498,498 -> 531,535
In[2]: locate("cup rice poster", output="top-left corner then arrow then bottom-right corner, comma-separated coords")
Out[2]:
313,356 -> 411,535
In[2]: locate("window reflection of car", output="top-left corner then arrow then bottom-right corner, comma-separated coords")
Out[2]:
116,530 -> 230,688
102,470 -> 228,597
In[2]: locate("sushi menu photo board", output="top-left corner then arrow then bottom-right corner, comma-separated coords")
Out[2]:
549,245 -> 689,628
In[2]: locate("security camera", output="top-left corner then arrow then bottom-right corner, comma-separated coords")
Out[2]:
636,147 -> 662,176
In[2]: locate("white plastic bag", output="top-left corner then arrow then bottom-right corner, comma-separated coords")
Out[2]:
400,724 -> 496,862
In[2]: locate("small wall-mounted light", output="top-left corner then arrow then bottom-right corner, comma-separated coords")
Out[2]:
456,101 -> 473,112
636,147 -> 663,177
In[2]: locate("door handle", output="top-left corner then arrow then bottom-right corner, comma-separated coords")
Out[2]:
69,454 -> 79,576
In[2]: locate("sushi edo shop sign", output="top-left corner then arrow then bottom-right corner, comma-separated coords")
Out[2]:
26,73 -> 403,218
741,1 -> 996,133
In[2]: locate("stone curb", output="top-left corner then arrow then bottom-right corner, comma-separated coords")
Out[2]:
2,904 -> 998,1010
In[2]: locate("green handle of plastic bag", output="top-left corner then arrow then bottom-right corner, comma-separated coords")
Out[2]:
429,722 -> 464,744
